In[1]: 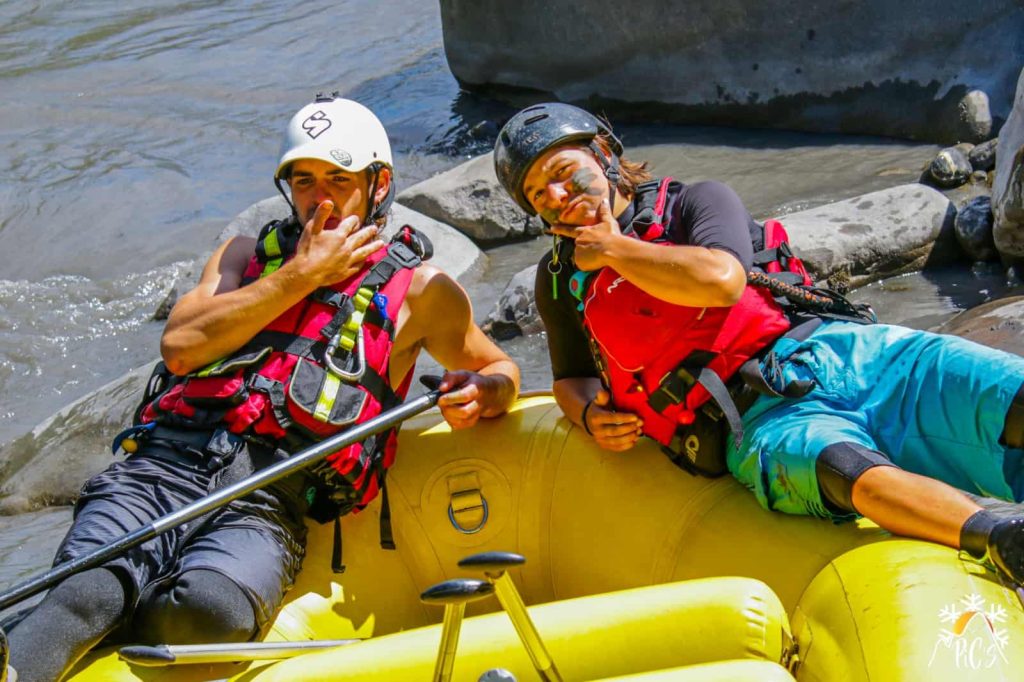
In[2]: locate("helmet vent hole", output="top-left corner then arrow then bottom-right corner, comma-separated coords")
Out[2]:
500,131 -> 511,145
524,114 -> 548,125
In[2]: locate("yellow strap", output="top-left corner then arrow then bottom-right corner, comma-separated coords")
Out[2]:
338,287 -> 373,352
263,227 -> 282,257
195,358 -> 226,378
314,370 -> 341,422
260,257 -> 283,278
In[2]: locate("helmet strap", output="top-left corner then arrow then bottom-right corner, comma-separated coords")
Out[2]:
588,141 -> 621,216
366,167 -> 381,226
274,176 -> 298,218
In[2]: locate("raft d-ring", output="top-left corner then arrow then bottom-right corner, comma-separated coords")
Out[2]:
448,490 -> 489,534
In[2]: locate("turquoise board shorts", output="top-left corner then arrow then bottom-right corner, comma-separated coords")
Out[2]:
726,321 -> 1024,520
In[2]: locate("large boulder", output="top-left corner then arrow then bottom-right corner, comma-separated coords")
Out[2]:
994,68 -> 1024,261
934,295 -> 1024,357
0,362 -> 156,513
440,0 -> 1022,143
217,195 -> 485,282
779,184 -> 960,287
397,153 -> 543,243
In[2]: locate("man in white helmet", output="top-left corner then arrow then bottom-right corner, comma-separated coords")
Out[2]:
3,95 -> 519,682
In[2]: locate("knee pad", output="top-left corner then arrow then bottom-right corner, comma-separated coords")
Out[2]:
815,442 -> 895,514
1001,382 -> 1024,449
134,569 -> 257,644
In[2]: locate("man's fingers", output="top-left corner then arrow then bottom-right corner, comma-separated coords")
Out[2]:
336,214 -> 361,235
596,433 -> 639,452
438,383 -> 481,406
589,409 -> 641,428
547,224 -> 581,239
594,421 -> 643,438
350,239 -> 386,264
310,200 -> 334,234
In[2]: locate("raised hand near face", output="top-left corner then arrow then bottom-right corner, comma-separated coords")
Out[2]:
294,200 -> 386,287
548,199 -> 621,272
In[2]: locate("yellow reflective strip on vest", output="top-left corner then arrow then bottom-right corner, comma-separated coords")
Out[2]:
196,358 -> 226,377
260,257 -> 283,278
338,287 -> 374,352
263,228 -> 282,257
315,370 -> 341,422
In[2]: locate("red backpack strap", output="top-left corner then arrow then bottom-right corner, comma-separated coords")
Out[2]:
630,177 -> 675,242
754,219 -> 812,286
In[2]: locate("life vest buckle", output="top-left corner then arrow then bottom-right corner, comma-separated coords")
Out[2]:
325,327 -> 367,382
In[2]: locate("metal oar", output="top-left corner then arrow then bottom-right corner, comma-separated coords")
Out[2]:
0,380 -> 442,613
118,639 -> 362,666
459,551 -> 562,682
420,578 -> 495,682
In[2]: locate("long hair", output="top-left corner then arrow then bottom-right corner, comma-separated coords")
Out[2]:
593,132 -> 653,199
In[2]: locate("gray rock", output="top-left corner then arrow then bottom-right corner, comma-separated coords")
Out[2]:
389,204 -> 486,282
152,284 -> 179,321
440,0 -> 1024,143
934,295 -> 1024,357
397,153 -> 543,243
0,362 -> 157,513
929,146 -> 973,188
215,195 -> 485,283
956,90 -> 993,144
969,138 -> 998,172
482,265 -> 543,340
779,184 -> 959,287
954,196 -> 997,262
217,195 -> 291,242
994,68 -> 1024,260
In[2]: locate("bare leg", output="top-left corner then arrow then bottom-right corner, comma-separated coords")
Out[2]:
850,466 -> 981,548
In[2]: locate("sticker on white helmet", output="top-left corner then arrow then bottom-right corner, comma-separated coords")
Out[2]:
330,149 -> 352,166
302,111 -> 332,139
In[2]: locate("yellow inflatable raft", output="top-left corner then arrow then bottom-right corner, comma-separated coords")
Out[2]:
67,394 -> 1024,681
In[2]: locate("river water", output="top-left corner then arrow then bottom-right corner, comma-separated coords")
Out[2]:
1,0 -> 1019,591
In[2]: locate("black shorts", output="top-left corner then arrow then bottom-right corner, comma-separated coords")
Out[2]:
54,439 -> 309,629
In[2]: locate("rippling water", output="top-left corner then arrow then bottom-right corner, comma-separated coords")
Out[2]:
0,0 -> 1007,586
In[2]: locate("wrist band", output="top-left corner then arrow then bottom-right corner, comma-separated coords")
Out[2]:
581,399 -> 595,436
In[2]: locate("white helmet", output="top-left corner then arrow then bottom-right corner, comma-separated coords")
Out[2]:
276,95 -> 393,178
275,94 -> 395,222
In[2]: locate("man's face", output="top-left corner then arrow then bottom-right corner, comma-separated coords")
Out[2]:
522,146 -> 608,227
287,158 -> 375,228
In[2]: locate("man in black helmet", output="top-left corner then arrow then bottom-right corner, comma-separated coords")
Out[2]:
493,102 -> 1024,590
2,97 -> 520,682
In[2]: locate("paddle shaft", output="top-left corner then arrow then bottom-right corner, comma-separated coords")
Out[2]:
118,639 -> 362,665
0,389 -> 440,611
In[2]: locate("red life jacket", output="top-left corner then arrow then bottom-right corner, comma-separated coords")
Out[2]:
141,219 -> 427,515
579,178 -> 812,457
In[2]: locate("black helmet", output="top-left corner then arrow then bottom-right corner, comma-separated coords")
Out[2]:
494,103 -> 623,215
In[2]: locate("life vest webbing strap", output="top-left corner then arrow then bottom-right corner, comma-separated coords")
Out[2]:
648,350 -> 745,447
737,318 -> 822,400
247,374 -> 292,430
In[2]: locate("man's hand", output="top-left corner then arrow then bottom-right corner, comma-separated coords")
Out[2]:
583,389 -> 643,452
548,200 -> 621,272
437,370 -> 494,430
294,200 -> 385,286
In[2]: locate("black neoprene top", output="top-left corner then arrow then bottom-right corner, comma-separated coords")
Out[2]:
535,179 -> 757,380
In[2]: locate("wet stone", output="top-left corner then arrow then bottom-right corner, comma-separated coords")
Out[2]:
969,138 -> 997,172
954,196 -> 998,262
482,265 -> 543,341
929,146 -> 973,188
